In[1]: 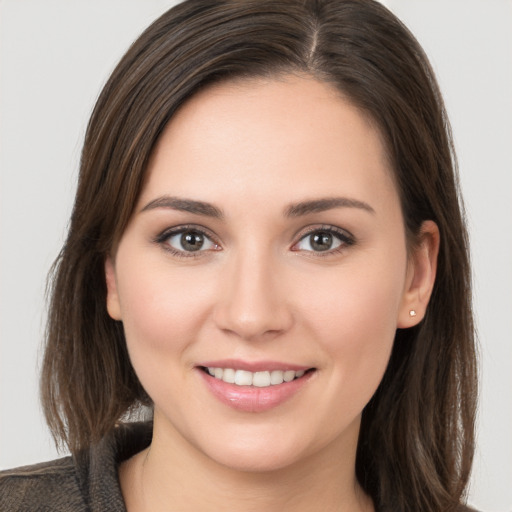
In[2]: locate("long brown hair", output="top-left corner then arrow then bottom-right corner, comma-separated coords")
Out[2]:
41,1 -> 477,510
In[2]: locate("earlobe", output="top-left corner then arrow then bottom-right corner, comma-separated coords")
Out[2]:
397,220 -> 440,328
105,256 -> 122,321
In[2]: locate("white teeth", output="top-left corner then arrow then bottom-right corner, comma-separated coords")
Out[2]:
283,370 -> 296,382
253,371 -> 271,387
206,367 -> 308,387
235,370 -> 253,386
222,368 -> 236,383
270,370 -> 284,385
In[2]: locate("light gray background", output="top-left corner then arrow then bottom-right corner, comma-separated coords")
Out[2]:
1,1 -> 511,510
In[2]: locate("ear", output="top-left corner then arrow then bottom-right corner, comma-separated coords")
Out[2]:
105,256 -> 122,321
397,220 -> 440,328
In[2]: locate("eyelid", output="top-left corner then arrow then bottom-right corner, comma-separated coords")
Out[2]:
291,224 -> 355,253
154,224 -> 222,257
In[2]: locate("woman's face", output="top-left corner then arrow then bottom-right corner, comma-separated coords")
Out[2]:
106,75 -> 430,472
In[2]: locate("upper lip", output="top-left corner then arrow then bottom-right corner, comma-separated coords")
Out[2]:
197,359 -> 313,372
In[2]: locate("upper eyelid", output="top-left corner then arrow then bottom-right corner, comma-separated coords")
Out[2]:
294,224 -> 355,241
156,224 -> 219,242
155,225 -> 221,257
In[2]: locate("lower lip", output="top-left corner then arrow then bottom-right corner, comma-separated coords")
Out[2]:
198,369 -> 314,413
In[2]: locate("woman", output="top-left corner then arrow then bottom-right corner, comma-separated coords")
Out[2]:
0,1 -> 477,511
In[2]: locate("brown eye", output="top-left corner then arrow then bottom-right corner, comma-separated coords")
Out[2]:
180,231 -> 205,251
310,232 -> 334,251
293,227 -> 354,254
164,229 -> 218,253
295,230 -> 341,252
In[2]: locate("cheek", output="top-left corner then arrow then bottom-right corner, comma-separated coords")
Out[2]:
114,259 -> 220,416
115,258 -> 214,363
313,288 -> 397,370
299,255 -> 406,397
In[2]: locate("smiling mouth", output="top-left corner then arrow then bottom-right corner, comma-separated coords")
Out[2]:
200,367 -> 316,388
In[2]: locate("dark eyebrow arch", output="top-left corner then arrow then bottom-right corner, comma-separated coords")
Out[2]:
284,197 -> 375,217
140,196 -> 224,219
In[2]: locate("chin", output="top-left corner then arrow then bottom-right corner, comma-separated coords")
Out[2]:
206,442 -> 306,474
193,421 -> 339,475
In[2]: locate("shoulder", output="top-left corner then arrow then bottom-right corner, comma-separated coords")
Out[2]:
0,456 -> 87,511
0,422 -> 152,512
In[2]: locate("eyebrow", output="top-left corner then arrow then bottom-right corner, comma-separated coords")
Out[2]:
284,197 -> 375,217
140,195 -> 375,219
140,196 -> 224,219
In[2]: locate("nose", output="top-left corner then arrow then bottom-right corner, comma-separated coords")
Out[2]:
213,248 -> 294,341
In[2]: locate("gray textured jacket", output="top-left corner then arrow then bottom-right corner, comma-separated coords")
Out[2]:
0,422 -> 152,511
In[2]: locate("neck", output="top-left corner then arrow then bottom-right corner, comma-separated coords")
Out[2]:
120,415 -> 374,512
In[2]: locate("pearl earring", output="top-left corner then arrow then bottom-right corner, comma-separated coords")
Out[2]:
409,310 -> 417,317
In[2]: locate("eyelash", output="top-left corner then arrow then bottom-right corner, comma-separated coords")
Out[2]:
154,224 -> 221,259
291,225 -> 355,257
154,224 -> 356,259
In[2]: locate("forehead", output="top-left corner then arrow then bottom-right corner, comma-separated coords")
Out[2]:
140,75 -> 398,217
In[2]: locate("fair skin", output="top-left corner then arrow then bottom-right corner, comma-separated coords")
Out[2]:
105,75 -> 439,512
